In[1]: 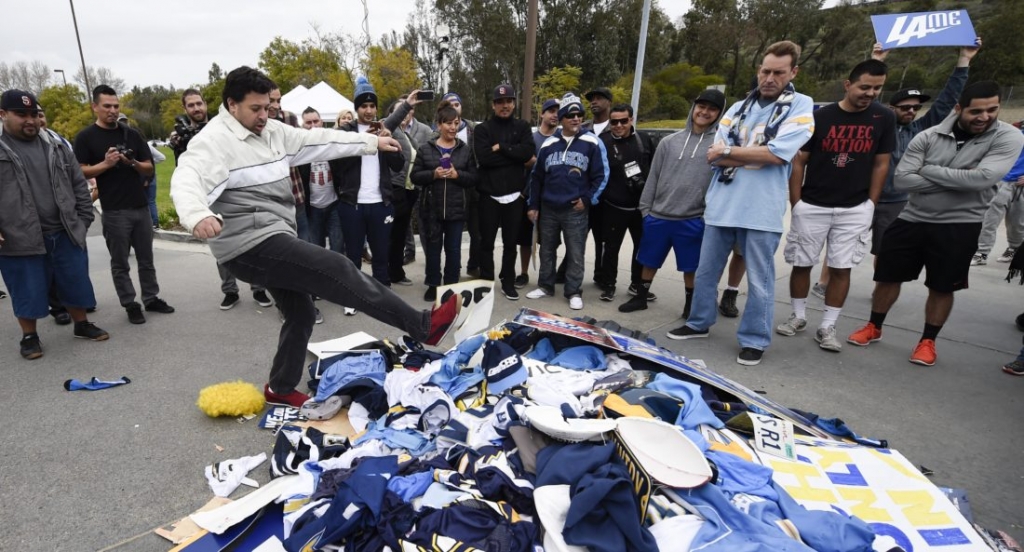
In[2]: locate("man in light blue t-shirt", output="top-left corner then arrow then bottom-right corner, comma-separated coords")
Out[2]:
666,40 -> 814,367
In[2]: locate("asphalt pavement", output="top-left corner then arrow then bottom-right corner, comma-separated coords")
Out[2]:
0,221 -> 1021,551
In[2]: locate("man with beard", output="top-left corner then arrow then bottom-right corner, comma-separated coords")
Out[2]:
847,81 -> 1024,366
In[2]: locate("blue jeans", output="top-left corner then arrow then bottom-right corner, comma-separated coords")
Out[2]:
294,204 -> 310,243
686,225 -> 781,351
0,231 -> 96,319
308,201 -> 344,254
145,176 -> 158,227
538,206 -> 589,297
338,202 -> 394,285
423,221 -> 464,287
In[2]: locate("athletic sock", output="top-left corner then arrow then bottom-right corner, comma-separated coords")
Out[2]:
64,376 -> 131,391
792,298 -> 807,320
726,285 -> 739,292
921,323 -> 942,341
869,311 -> 887,329
820,306 -> 842,329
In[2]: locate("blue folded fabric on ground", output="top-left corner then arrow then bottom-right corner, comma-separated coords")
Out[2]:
429,334 -> 486,397
387,469 -> 435,502
314,352 -> 386,402
524,337 -> 556,361
793,409 -> 888,448
549,345 -> 608,370
647,373 -> 725,430
63,376 -> 131,391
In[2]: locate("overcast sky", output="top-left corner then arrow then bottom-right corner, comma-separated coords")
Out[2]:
4,0 -> 690,91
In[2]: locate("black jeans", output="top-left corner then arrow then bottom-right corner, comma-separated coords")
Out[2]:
101,207 -> 159,306
466,190 -> 481,271
389,189 -> 418,283
224,234 -> 430,393
598,204 -> 643,288
590,202 -> 606,282
478,194 -> 525,287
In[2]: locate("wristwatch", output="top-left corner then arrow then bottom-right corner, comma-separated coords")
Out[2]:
722,146 -> 732,157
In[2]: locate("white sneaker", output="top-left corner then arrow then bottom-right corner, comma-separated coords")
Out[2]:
775,314 -> 807,336
811,282 -> 827,300
997,247 -> 1017,263
344,307 -> 357,316
569,295 -> 584,310
815,325 -> 842,352
526,288 -> 550,299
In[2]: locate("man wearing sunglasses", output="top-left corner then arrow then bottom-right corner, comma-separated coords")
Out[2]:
595,104 -> 655,303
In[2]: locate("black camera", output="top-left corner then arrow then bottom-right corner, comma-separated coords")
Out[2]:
116,144 -> 135,159
174,115 -> 205,150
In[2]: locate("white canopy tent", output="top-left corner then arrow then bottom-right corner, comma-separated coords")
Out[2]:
280,82 -> 354,125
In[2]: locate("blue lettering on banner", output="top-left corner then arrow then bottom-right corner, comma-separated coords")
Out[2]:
826,463 -> 869,487
871,523 -> 914,552
871,11 -> 977,48
918,528 -> 971,546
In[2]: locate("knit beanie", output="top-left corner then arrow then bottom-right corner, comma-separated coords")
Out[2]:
354,76 -> 377,107
441,92 -> 462,105
557,92 -> 584,120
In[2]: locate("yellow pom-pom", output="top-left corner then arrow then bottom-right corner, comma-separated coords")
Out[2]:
197,381 -> 266,417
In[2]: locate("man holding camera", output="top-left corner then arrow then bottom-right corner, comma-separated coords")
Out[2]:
75,85 -> 174,325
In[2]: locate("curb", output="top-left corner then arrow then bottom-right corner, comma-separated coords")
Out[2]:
154,229 -> 204,244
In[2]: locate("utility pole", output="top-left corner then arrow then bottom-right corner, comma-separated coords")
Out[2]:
54,69 -> 67,87
69,0 -> 91,93
522,0 -> 539,122
629,0 -> 652,116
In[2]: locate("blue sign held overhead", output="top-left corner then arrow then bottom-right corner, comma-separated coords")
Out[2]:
871,10 -> 977,49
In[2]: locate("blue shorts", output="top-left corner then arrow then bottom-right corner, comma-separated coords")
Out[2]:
636,216 -> 705,272
0,231 -> 96,319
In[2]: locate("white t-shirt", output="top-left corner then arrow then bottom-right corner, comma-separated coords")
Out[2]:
592,120 -> 609,136
357,123 -> 383,204
308,161 -> 337,208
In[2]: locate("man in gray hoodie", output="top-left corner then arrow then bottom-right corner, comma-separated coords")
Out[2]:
618,89 -> 725,315
847,81 -> 1024,367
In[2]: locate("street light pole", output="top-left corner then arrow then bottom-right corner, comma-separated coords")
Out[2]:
630,0 -> 653,116
521,0 -> 539,123
54,69 -> 67,87
69,0 -> 91,93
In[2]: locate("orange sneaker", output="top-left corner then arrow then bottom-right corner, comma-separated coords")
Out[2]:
847,322 -> 882,346
909,339 -> 937,366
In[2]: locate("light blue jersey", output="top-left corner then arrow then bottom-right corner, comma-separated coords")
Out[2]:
704,93 -> 815,233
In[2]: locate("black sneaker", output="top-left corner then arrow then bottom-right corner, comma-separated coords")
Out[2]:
599,287 -> 616,302
53,311 -> 72,325
0,289 -> 7,299
314,307 -> 324,324
502,285 -> 520,301
1016,312 -> 1024,332
220,293 -> 241,310
74,321 -> 109,341
126,302 -> 146,324
666,325 -> 708,340
394,277 -> 414,286
144,298 -> 175,314
20,333 -> 42,360
424,286 -> 437,303
514,274 -> 529,289
737,347 -> 763,366
403,255 -> 415,266
253,290 -> 274,307
627,283 -> 657,302
618,294 -> 647,313
1002,359 -> 1024,376
718,289 -> 739,318
467,267 -> 480,278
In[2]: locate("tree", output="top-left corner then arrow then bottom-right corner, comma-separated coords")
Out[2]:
74,66 -> 127,96
124,85 -> 178,140
681,0 -> 747,92
0,61 -> 52,95
969,0 -> 1024,82
361,46 -> 422,107
37,85 -> 93,139
532,66 -> 583,118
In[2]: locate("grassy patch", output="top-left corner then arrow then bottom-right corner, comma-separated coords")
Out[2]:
638,120 -> 687,129
154,146 -> 179,229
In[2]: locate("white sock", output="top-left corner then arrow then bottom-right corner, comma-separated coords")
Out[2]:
726,285 -> 740,292
792,298 -> 807,320
820,306 -> 842,329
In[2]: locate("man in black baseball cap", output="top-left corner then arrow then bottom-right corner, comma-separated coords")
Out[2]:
475,83 -> 536,300
0,88 -> 109,359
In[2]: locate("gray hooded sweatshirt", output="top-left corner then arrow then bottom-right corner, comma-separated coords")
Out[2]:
638,102 -> 723,220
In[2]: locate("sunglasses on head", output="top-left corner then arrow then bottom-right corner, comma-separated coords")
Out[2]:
894,104 -> 922,112
609,118 -> 630,126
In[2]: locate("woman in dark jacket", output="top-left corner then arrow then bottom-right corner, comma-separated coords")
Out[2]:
411,103 -> 477,302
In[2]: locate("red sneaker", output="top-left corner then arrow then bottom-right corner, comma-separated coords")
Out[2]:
847,322 -> 882,346
264,384 -> 310,408
909,339 -> 937,366
425,292 -> 462,346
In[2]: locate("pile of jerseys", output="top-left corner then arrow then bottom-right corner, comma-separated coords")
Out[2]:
264,325 -> 884,552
